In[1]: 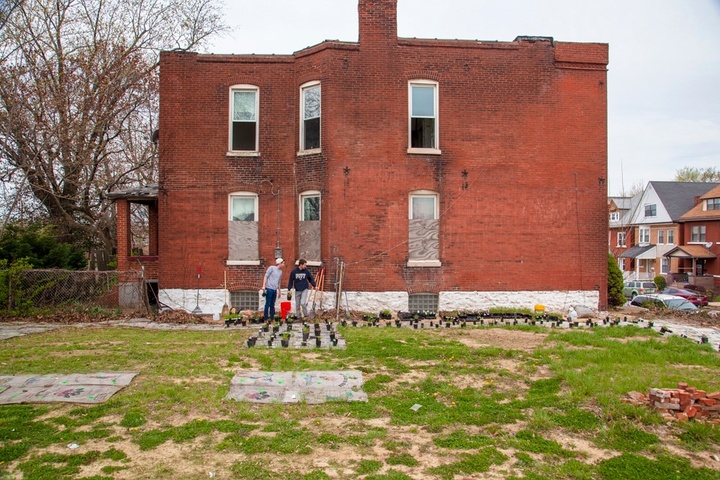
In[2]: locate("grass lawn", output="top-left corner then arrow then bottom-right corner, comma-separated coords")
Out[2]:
1,321 -> 719,479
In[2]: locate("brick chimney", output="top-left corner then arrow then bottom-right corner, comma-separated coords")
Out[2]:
358,0 -> 398,48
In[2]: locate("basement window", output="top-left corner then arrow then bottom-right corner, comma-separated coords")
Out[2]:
408,293 -> 438,313
230,291 -> 260,311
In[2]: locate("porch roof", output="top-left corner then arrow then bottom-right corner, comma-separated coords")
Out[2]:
619,244 -> 656,259
663,245 -> 717,259
106,185 -> 159,202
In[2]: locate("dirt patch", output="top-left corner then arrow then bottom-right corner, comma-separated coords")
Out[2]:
436,328 -> 549,352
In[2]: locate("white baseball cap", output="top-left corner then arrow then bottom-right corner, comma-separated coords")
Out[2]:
275,258 -> 284,265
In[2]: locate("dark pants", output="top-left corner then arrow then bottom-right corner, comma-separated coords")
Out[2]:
263,288 -> 277,320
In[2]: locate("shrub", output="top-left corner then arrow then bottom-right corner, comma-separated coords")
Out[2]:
0,223 -> 85,269
653,275 -> 667,291
607,253 -> 626,307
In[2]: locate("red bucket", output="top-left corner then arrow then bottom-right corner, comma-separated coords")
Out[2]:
280,301 -> 292,319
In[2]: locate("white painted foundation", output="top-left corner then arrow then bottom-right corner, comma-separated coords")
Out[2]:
160,289 -> 601,317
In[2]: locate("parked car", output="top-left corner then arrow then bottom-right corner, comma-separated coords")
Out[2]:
629,294 -> 699,311
622,281 -> 658,299
659,288 -> 708,307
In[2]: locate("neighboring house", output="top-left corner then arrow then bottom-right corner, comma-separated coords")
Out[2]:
666,184 -> 720,291
608,194 -> 640,273
621,181 -> 720,281
111,0 -> 609,314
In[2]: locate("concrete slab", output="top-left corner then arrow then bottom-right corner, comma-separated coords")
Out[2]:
226,370 -> 367,404
0,372 -> 138,405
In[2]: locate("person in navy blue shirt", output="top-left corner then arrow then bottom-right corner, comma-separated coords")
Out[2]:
286,259 -> 316,319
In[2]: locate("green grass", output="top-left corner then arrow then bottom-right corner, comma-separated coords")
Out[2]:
0,323 -> 719,479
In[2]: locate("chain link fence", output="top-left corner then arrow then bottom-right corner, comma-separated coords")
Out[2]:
0,269 -> 148,314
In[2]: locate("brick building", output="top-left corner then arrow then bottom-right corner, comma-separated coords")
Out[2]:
113,0 -> 609,314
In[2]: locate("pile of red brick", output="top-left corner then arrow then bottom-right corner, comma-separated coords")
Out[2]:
624,383 -> 720,423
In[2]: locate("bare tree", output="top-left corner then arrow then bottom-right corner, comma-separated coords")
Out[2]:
0,0 -> 226,265
674,166 -> 720,183
0,0 -> 24,30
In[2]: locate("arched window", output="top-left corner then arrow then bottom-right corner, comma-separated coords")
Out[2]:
408,80 -> 440,154
299,191 -> 321,264
300,81 -> 321,152
408,190 -> 440,267
227,192 -> 259,265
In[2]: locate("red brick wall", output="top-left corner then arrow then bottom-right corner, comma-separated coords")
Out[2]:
157,1 -> 609,307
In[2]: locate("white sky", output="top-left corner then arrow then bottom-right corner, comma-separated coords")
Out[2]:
207,0 -> 720,196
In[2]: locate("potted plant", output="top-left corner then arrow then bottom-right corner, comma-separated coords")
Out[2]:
315,336 -> 321,348
246,336 -> 257,347
302,324 -> 310,342
281,332 -> 291,347
379,309 -> 392,320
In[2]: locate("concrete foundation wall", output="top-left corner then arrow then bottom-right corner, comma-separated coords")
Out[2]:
160,288 -> 600,317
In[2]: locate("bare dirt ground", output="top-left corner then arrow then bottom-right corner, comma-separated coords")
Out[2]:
3,307 -> 720,478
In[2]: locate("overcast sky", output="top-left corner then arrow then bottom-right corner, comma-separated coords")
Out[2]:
207,0 -> 720,196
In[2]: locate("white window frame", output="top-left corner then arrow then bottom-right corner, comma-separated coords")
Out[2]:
408,190 -> 441,267
299,81 -> 321,154
644,204 -> 657,217
661,257 -> 669,274
409,191 -> 439,220
228,85 -> 259,156
617,232 -> 626,247
609,212 -> 620,222
639,227 -> 650,244
690,225 -> 706,243
667,229 -> 674,245
657,229 -> 664,245
228,192 -> 259,222
706,198 -> 720,211
299,191 -> 321,221
227,192 -> 260,265
408,80 -> 441,155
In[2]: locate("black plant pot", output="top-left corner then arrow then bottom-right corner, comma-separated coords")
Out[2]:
281,339 -> 290,348
332,338 -> 338,346
315,338 -> 321,348
302,332 -> 310,341
247,337 -> 257,347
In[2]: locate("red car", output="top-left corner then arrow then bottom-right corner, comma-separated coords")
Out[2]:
660,288 -> 708,307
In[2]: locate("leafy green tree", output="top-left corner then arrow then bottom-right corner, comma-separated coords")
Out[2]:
0,223 -> 85,269
607,252 -> 626,307
653,275 -> 667,291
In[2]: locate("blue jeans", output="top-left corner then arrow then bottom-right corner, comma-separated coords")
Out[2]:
263,289 -> 277,320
